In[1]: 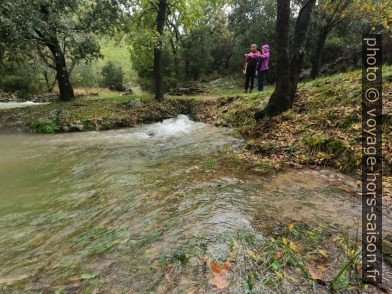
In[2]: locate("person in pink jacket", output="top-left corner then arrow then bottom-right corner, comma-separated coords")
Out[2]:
246,44 -> 270,91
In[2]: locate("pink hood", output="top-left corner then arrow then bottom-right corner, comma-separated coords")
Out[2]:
257,44 -> 270,71
262,44 -> 270,53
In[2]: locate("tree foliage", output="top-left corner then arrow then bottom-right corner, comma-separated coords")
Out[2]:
101,61 -> 124,91
1,0 -> 391,101
0,0 -> 125,100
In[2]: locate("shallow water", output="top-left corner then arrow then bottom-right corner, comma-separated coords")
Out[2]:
0,115 -> 388,293
0,101 -> 47,109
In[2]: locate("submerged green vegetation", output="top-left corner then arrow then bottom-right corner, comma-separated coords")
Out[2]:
0,124 -> 377,292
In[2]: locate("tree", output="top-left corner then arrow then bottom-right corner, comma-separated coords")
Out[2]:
154,0 -> 168,102
1,0 -> 124,101
127,0 -> 209,101
309,0 -> 354,78
259,0 -> 291,118
309,0 -> 392,78
289,0 -> 316,101
255,0 -> 316,119
101,61 -> 124,91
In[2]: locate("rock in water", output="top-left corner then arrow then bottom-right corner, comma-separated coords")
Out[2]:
69,120 -> 84,132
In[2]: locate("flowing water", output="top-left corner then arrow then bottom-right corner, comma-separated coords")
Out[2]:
0,115 -> 390,293
0,102 -> 47,110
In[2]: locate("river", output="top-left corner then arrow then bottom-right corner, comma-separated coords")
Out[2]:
0,115 -> 390,293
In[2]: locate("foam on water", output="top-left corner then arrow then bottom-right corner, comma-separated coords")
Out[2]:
116,115 -> 205,140
0,101 -> 47,109
145,114 -> 205,137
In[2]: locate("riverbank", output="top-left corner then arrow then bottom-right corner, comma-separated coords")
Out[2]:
1,68 -> 391,179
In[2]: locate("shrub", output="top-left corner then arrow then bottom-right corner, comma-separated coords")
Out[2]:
304,135 -> 347,155
327,140 -> 346,154
101,61 -> 123,91
72,63 -> 99,88
303,134 -> 329,152
0,73 -> 44,95
31,118 -> 59,134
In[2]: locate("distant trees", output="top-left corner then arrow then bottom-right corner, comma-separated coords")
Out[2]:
310,0 -> 356,78
1,0 -> 390,101
126,0 -> 176,101
0,0 -> 124,101
309,0 -> 391,78
127,0 -> 230,101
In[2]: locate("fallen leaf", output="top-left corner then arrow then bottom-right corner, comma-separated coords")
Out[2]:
275,271 -> 284,278
247,250 -> 260,261
318,249 -> 329,258
275,250 -> 282,260
209,273 -> 228,289
289,241 -> 298,252
223,261 -> 231,271
209,260 -> 230,289
307,265 -> 322,280
210,261 -> 223,273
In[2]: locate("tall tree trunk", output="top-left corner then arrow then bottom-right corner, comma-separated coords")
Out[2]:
224,53 -> 233,69
255,0 -> 291,120
154,0 -> 167,102
48,40 -> 75,102
310,29 -> 328,78
289,0 -> 316,101
43,70 -> 56,92
39,4 -> 74,101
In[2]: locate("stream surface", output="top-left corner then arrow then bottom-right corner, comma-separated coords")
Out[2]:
0,115 -> 389,293
0,101 -> 47,109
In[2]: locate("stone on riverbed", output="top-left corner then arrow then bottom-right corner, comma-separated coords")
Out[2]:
0,90 -> 58,103
69,120 -> 84,132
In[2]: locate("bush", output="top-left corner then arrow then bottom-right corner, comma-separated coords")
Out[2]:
31,118 -> 59,134
72,63 -> 99,88
101,61 -> 123,91
0,73 -> 44,95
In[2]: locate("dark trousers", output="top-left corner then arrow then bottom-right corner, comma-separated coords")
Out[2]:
258,70 -> 267,91
245,69 -> 256,91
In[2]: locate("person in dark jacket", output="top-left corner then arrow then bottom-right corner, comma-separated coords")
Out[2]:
243,44 -> 259,93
